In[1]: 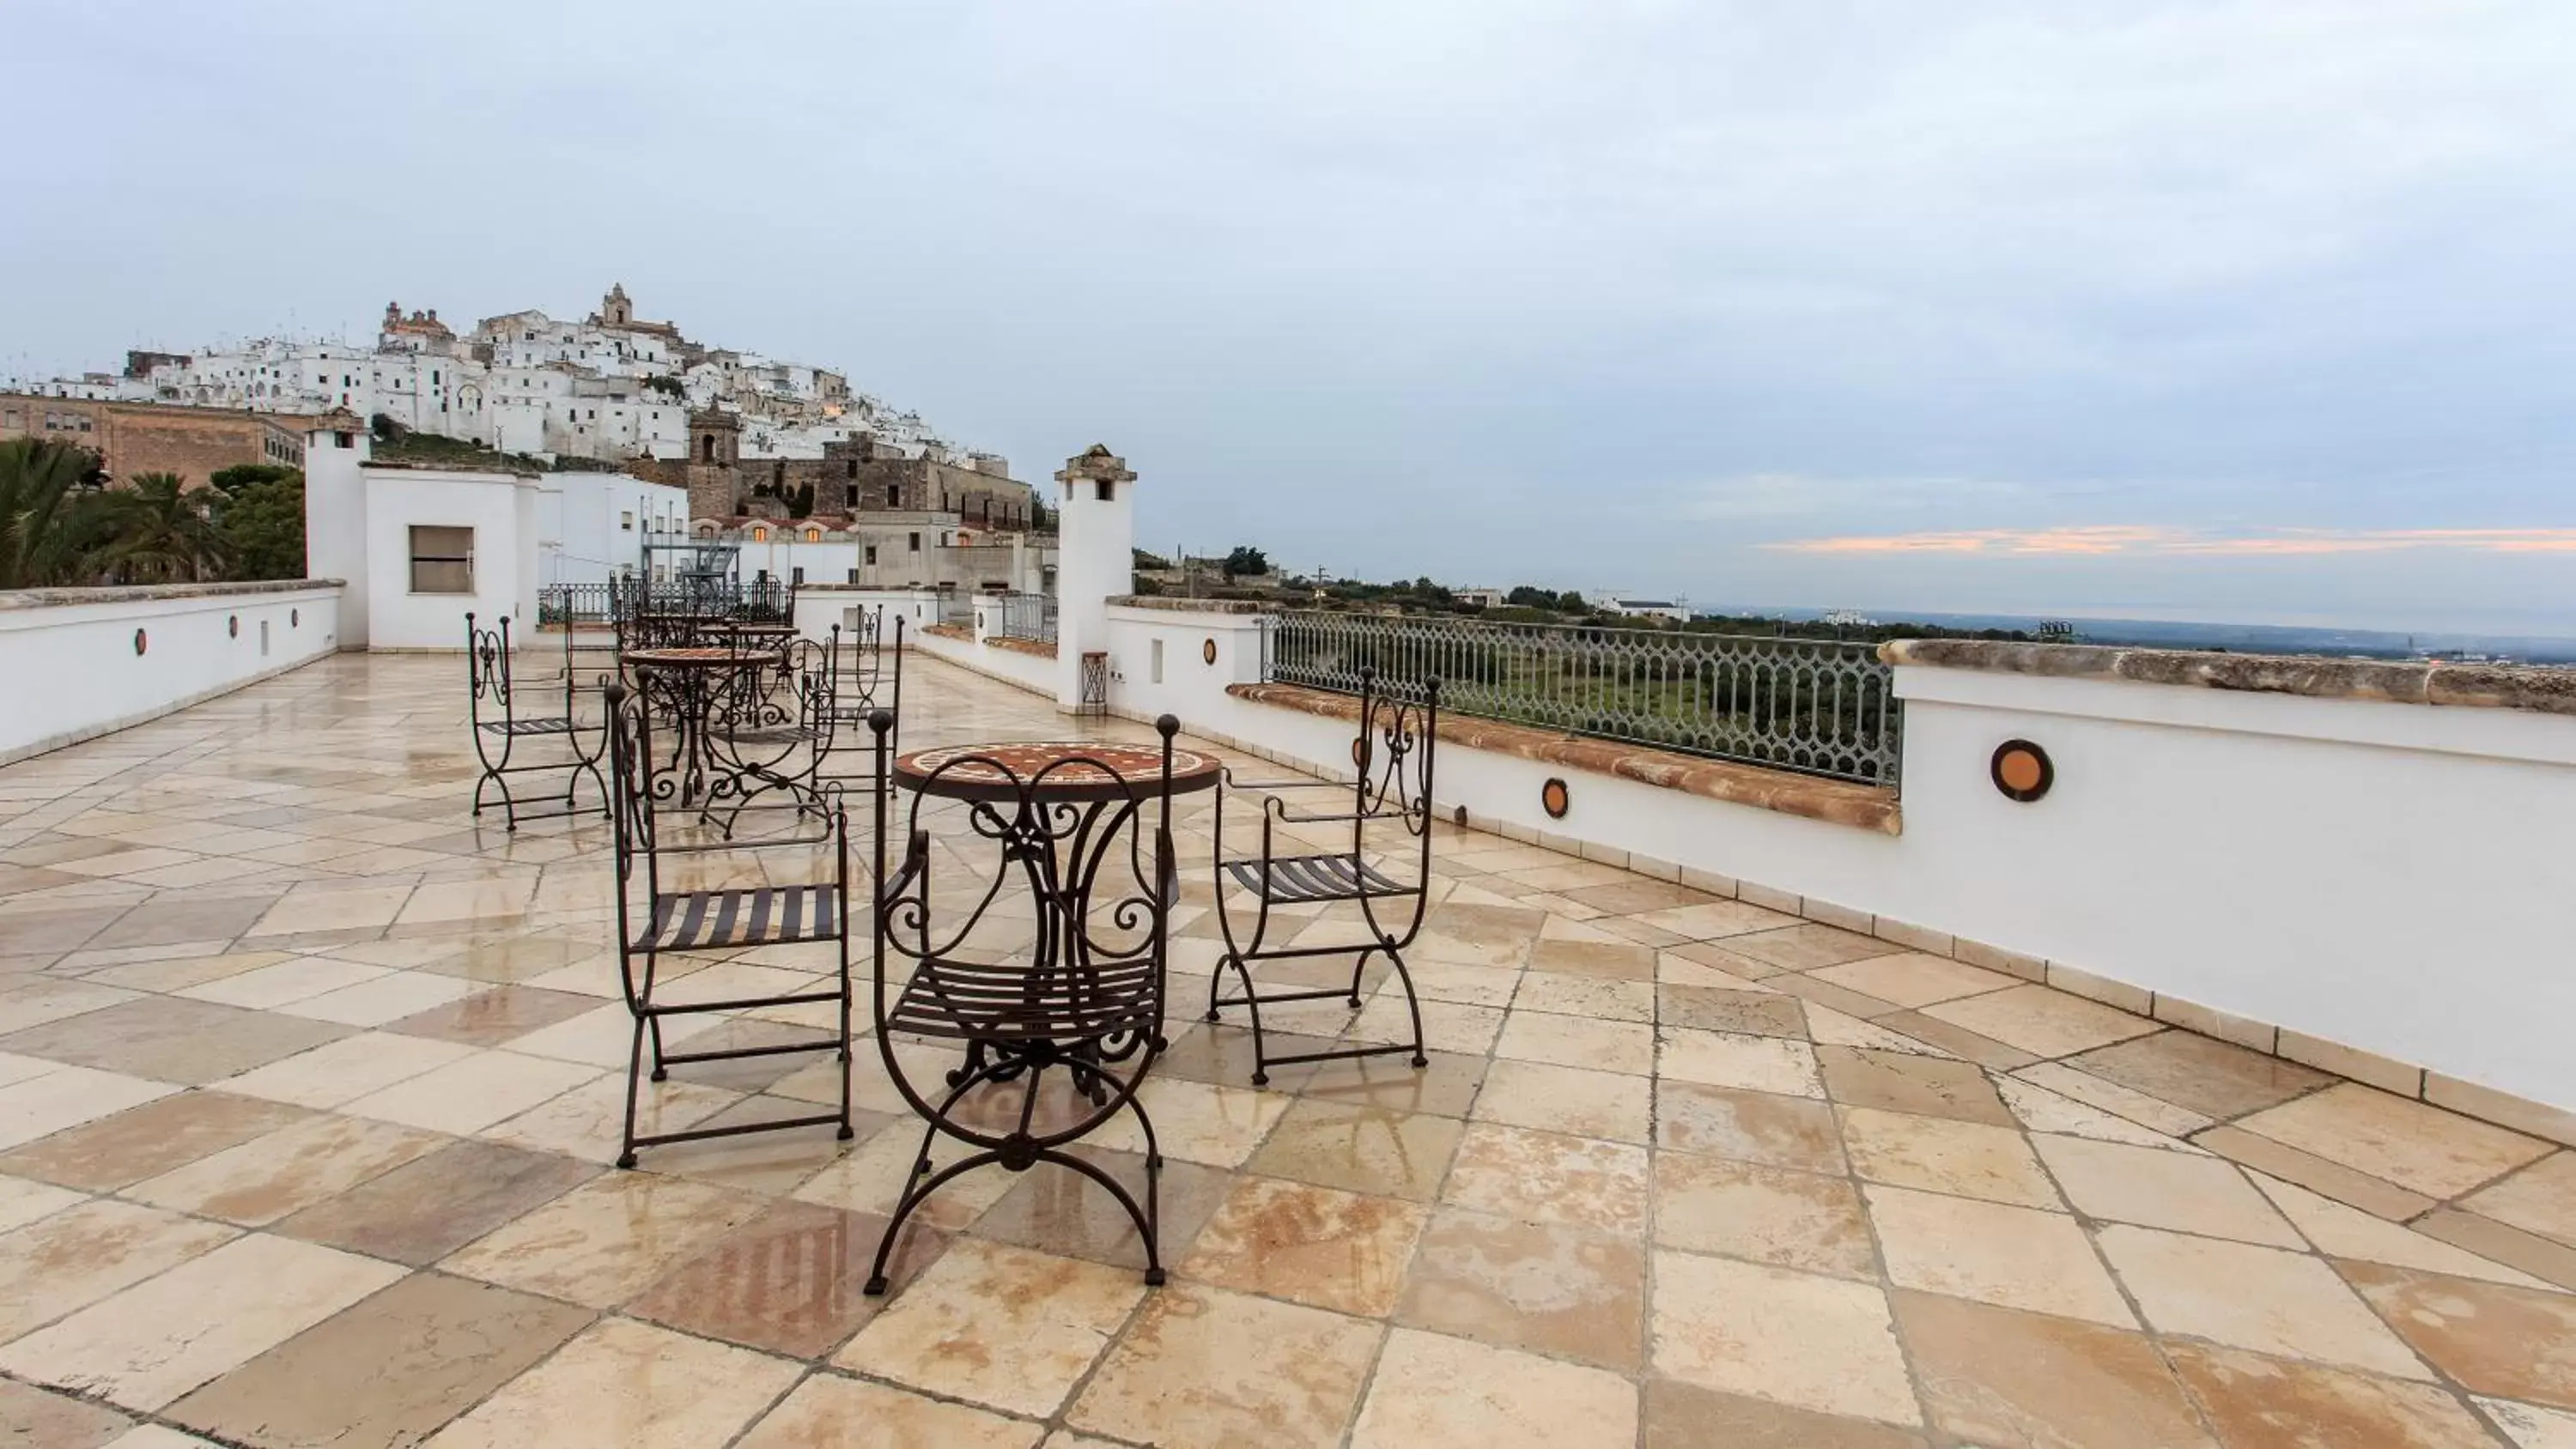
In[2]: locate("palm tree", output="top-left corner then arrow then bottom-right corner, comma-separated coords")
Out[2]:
0,437 -> 117,588
100,472 -> 228,584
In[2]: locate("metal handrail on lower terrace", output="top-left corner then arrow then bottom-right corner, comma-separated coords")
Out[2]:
990,591 -> 1057,644
1261,610 -> 1902,788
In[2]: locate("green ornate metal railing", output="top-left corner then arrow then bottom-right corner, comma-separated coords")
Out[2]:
1262,610 -> 1901,787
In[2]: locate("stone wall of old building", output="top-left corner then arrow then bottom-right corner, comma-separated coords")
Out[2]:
0,394 -> 304,488
630,426 -> 1038,529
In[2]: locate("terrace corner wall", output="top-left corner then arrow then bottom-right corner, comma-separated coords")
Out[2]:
0,580 -> 343,765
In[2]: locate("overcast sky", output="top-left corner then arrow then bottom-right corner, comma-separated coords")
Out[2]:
10,1 -> 2574,633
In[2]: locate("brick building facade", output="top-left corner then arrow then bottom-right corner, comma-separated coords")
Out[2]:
0,393 -> 305,489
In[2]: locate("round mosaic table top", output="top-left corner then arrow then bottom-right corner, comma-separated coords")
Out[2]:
896,740 -> 1222,803
623,646 -> 764,670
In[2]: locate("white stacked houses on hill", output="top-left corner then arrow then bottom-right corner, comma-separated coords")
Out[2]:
9,284 -> 991,471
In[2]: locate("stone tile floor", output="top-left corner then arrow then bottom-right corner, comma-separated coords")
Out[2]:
0,651 -> 2573,1446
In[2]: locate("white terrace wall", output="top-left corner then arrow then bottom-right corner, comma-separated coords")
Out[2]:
0,580 -> 343,764
931,596 -> 2576,1125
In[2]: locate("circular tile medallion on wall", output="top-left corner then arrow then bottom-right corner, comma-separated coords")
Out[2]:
1202,638 -> 1218,665
1541,776 -> 1571,819
133,627 -> 148,656
1990,739 -> 2054,802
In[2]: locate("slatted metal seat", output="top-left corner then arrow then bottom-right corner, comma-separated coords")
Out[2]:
1220,853 -> 1406,905
1208,669 -> 1442,1085
478,716 -> 577,737
888,955 -> 1158,1043
641,884 -> 840,953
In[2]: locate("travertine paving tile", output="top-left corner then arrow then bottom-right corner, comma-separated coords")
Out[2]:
421,1316 -> 799,1449
1721,924 -> 1899,973
1442,1123 -> 1648,1233
2478,1396 -> 2576,1449
1632,900 -> 1796,942
1865,1184 -> 2134,1326
973,1143 -> 1224,1270
0,1199 -> 237,1343
2065,1028 -> 2332,1120
1655,1151 -> 1875,1277
1472,1058 -> 1651,1143
840,1238 -> 1142,1416
0,1232 -> 404,1410
276,967 -> 477,1027
0,996 -> 349,1087
0,1376 -> 136,1446
1839,1106 -> 2060,1208
2465,1153 -> 2576,1251
342,1049 -> 598,1134
1895,1290 -> 2217,1448
382,985 -> 600,1047
477,1070 -> 740,1163
276,1139 -> 599,1265
1085,1076 -> 1289,1168
1182,1175 -> 1426,1316
2035,1132 -> 2303,1246
0,1089 -> 309,1191
1526,937 -> 1656,980
2167,1343 -> 2503,1449
176,955 -> 389,1009
738,1374 -> 1043,1449
1658,983 -> 1807,1037
627,1199 -> 906,1357
0,1065 -> 178,1150
1641,1379 -> 1929,1448
1656,1080 -> 1845,1173
2253,1173 -> 2550,1287
0,1173 -> 82,1234
2236,1083 -> 2552,1199
441,1172 -> 767,1308
0,979 -> 137,1035
1814,1045 -> 2013,1125
2342,1261 -> 2576,1410
791,1119 -> 1018,1230
1395,1206 -> 1645,1369
166,1271 -> 591,1447
1917,984 -> 2154,1058
130,1113 -> 447,1226
1248,1097 -> 1464,1200
1650,1250 -> 1918,1426
1350,1326 -> 1638,1448
1996,1074 -> 2191,1148
1811,952 -> 2015,1008
216,1031 -> 477,1109
1069,1282 -> 1380,1449
2095,1224 -> 2429,1378
1658,1028 -> 1823,1099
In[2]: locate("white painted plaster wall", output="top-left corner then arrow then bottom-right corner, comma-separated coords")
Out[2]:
930,599 -> 2576,1113
0,584 -> 342,764
361,470 -> 544,650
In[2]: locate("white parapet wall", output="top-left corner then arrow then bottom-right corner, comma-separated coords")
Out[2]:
0,580 -> 344,765
932,597 -> 2576,1131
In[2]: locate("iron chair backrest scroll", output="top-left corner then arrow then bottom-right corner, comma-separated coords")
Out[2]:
821,610 -> 906,771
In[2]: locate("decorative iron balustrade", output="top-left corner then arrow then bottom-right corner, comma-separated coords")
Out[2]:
1261,611 -> 1901,787
991,591 -> 1058,644
538,583 -> 614,626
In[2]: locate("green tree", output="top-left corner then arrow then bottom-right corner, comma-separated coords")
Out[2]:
209,462 -> 300,494
214,475 -> 306,581
100,473 -> 228,584
1222,545 -> 1269,579
0,438 -> 118,588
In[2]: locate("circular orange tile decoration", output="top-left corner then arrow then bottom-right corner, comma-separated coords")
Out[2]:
1990,739 -> 2053,802
1541,776 -> 1571,819
133,627 -> 148,656
1202,638 -> 1218,666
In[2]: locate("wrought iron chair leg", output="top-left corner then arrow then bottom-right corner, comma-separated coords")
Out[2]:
1380,943 -> 1431,1070
617,1012 -> 647,1170
1346,946 -> 1376,1009
1212,953 -> 1273,1085
647,1014 -> 669,1082
1051,1143 -> 1165,1287
864,1148 -> 1002,1296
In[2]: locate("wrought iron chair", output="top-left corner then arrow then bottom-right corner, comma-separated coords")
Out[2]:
602,681 -> 855,1167
738,576 -> 797,626
1206,669 -> 1441,1084
708,634 -> 841,831
819,609 -> 905,778
466,613 -> 608,831
861,712 -> 1185,1294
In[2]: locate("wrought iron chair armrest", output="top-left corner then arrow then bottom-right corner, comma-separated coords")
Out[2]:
877,830 -> 931,902
1268,804 -> 1390,826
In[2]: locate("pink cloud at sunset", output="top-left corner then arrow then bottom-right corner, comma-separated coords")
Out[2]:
1764,526 -> 2576,558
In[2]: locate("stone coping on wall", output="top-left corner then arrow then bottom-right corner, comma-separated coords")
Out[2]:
0,579 -> 344,612
1226,681 -> 1901,834
1106,594 -> 1273,615
1883,638 -> 2576,718
986,635 -> 1059,659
